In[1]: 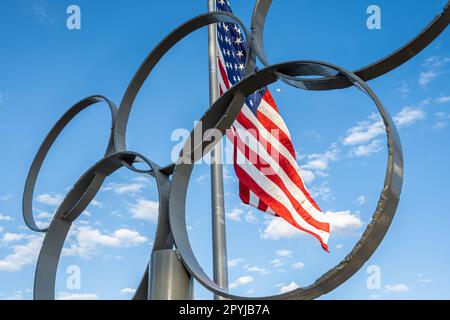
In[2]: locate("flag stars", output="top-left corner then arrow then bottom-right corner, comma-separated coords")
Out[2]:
238,63 -> 244,71
224,24 -> 229,32
218,0 -> 225,5
237,50 -> 244,58
235,37 -> 242,45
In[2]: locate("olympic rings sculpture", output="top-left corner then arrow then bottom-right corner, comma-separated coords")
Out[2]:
22,1 -> 449,300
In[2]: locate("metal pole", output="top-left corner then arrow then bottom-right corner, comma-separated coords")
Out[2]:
149,250 -> 194,300
208,0 -> 229,300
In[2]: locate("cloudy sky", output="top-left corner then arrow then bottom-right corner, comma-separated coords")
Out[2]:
0,0 -> 449,300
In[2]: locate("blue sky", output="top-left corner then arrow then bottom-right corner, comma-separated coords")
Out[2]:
0,0 -> 449,300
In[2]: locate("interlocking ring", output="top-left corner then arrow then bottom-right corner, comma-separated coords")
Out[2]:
22,96 -> 118,233
251,0 -> 450,90
22,1 -> 449,300
169,60 -> 403,300
24,11 -> 254,300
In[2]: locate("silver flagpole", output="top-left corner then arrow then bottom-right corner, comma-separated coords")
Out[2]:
207,0 -> 229,300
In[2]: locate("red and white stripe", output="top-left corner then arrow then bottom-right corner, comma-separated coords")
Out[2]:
217,41 -> 330,251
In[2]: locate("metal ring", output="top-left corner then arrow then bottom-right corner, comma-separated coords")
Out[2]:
33,151 -> 167,300
169,60 -> 404,300
22,96 -> 117,232
28,11 -> 256,300
113,11 -> 256,170
250,0 -> 450,90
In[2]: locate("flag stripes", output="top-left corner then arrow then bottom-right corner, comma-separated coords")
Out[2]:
215,0 -> 330,251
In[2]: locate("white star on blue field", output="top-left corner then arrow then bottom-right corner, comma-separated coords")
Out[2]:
0,0 -> 449,300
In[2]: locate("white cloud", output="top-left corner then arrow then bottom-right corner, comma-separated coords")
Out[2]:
297,145 -> 340,184
418,279 -> 432,283
120,288 -> 136,295
195,174 -> 208,185
0,214 -> 13,221
303,144 -> 339,172
336,244 -> 344,249
276,249 -> 293,257
357,195 -> 366,206
0,235 -> 43,272
420,98 -> 432,107
228,258 -> 243,268
433,121 -> 447,130
57,292 -> 99,300
103,182 -> 144,195
343,113 -> 384,146
2,233 -> 27,243
0,194 -> 12,201
269,258 -> 285,268
419,71 -> 439,87
82,211 -> 92,218
344,107 -> 425,150
3,290 -> 28,300
245,210 -> 258,223
399,82 -> 410,97
36,211 -> 52,219
291,262 -> 305,270
21,0 -> 52,24
327,210 -> 363,235
90,200 -> 103,208
350,139 -> 383,157
229,275 -> 254,289
419,56 -> 450,87
393,107 -> 426,127
63,226 -> 147,259
226,208 -> 243,222
263,211 -> 362,240
128,199 -> 159,223
262,218 -> 302,240
435,96 -> 450,104
245,265 -> 269,275
36,193 -> 63,207
310,182 -> 333,202
384,283 -> 409,293
300,169 -> 315,184
226,208 -> 258,223
279,282 -> 299,294
423,56 -> 450,68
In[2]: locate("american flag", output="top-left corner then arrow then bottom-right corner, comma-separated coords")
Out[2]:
216,0 -> 330,251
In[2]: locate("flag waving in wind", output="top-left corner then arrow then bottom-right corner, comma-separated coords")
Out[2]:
216,0 -> 331,251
